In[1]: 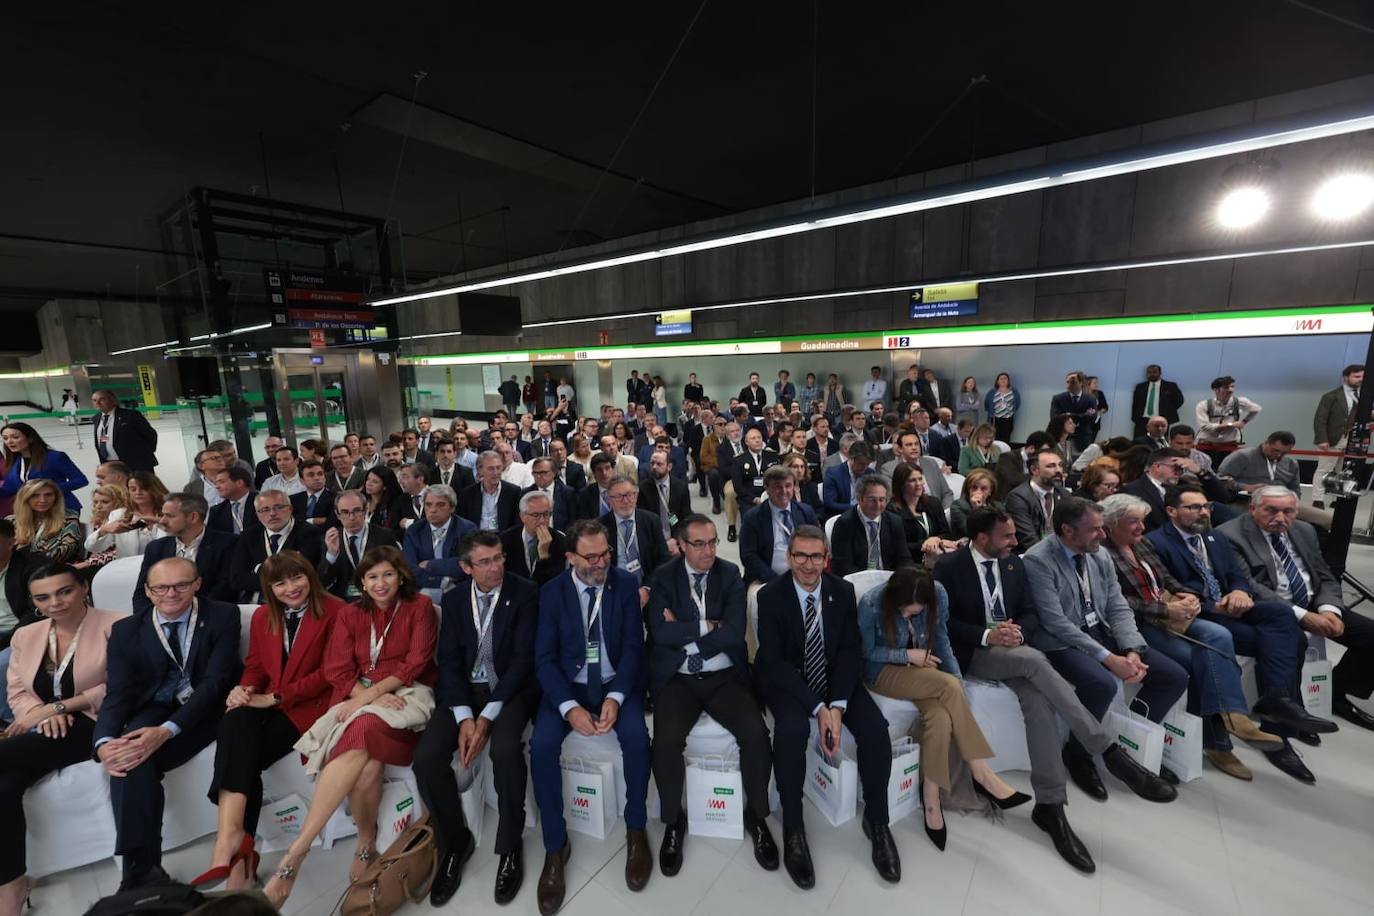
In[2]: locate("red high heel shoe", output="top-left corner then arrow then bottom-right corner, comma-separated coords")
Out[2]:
190,833 -> 255,888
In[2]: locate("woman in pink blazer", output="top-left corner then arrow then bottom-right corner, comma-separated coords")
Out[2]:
0,563 -> 126,914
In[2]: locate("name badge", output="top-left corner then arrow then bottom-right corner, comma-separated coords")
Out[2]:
667,513 -> 679,527
175,682 -> 194,704
1084,611 -> 1100,629
624,558 -> 641,574
585,641 -> 600,664
753,477 -> 764,488
99,434 -> 110,444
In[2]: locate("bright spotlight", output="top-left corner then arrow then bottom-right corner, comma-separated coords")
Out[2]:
1311,173 -> 1374,220
1216,186 -> 1270,228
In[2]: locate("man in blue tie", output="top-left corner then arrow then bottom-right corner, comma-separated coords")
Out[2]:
227,488 -> 324,602
531,520 -> 652,914
289,459 -> 334,525
740,465 -> 818,585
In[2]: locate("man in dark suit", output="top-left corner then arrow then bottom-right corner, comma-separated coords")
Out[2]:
1312,364 -> 1362,508
402,484 -> 477,603
501,492 -> 568,585
413,531 -> 540,906
740,466 -> 818,585
528,420 -> 559,460
457,452 -> 522,532
933,508 -> 1132,874
523,457 -> 576,533
648,516 -> 777,876
638,451 -> 691,545
1130,364 -> 1185,438
993,431 -> 1053,498
626,370 -> 649,408
600,474 -> 670,602
829,475 -> 913,576
755,525 -> 899,888
1219,486 -> 1374,733
1133,416 -> 1170,451
547,439 -> 586,491
575,453 -> 616,522
730,426 -> 780,511
317,490 -> 398,599
1049,371 -> 1099,452
133,493 -> 237,614
207,465 -> 260,536
326,444 -> 366,493
252,435 -> 284,490
895,365 -> 930,417
94,557 -> 241,890
739,372 -> 768,419
290,460 -> 335,526
1121,448 -> 1185,532
928,409 -> 962,467
91,388 -> 160,473
1005,450 -> 1070,554
227,488 -> 325,601
821,440 -> 876,518
530,520 -> 653,913
802,416 -> 836,478
431,439 -> 477,492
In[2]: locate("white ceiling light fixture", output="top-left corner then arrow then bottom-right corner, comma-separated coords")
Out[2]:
1312,172 -> 1374,220
187,322 -> 274,342
1215,186 -> 1272,229
371,100 -> 1374,308
109,339 -> 181,355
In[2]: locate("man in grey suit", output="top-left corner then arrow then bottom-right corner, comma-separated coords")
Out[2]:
1218,486 -> 1374,731
1311,364 -> 1362,509
879,430 -> 952,511
1023,496 -> 1188,799
1005,451 -> 1070,554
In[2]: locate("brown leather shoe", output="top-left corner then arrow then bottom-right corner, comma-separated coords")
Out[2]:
537,843 -> 570,916
1221,712 -> 1284,751
625,829 -> 653,891
1204,748 -> 1253,781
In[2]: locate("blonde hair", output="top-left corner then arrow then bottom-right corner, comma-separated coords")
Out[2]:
14,479 -> 69,543
90,484 -> 133,528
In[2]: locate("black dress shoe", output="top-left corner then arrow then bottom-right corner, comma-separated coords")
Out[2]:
782,827 -> 814,890
1264,739 -> 1316,784
117,865 -> 171,893
743,809 -> 779,871
430,833 -> 476,906
1159,766 -> 1180,786
1102,745 -> 1176,803
1334,697 -> 1374,731
727,525 -> 738,543
494,847 -> 523,905
1062,744 -> 1107,801
861,818 -> 901,883
1031,804 -> 1095,874
973,780 -> 1032,811
1253,695 -> 1339,734
1294,731 -> 1322,747
712,502 -> 722,514
659,814 -> 687,877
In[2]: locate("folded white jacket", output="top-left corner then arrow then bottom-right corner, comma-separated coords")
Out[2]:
294,684 -> 436,778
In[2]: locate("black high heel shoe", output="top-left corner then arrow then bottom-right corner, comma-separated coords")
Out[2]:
919,774 -> 947,852
974,779 -> 1032,811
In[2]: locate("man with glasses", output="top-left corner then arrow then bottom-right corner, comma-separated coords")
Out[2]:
413,530 -> 540,906
829,475 -> 912,577
133,494 -> 237,614
647,514 -> 777,877
227,488 -> 324,602
1122,448 -> 1187,532
524,457 -> 573,532
502,491 -> 567,585
532,519 -> 653,913
95,557 -> 241,891
599,475 -> 669,608
755,525 -> 900,889
326,443 -> 364,493
740,465 -> 818,586
458,451 -> 522,533
319,489 -> 397,599
402,484 -> 477,606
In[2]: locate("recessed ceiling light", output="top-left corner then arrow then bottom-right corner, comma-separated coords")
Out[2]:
1216,186 -> 1271,229
1311,172 -> 1374,221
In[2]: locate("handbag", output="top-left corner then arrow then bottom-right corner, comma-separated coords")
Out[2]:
1155,590 -> 1194,635
337,813 -> 439,916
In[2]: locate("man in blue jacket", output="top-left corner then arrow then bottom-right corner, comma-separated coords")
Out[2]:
740,466 -> 818,585
530,520 -> 652,914
821,440 -> 876,518
401,484 -> 476,606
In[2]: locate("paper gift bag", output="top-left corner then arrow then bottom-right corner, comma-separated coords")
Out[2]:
1107,709 -> 1165,774
886,739 -> 922,823
1302,658 -> 1333,719
685,755 -> 745,839
375,779 -> 423,853
1160,699 -> 1204,783
561,756 -> 617,839
255,793 -> 324,853
803,741 -> 858,826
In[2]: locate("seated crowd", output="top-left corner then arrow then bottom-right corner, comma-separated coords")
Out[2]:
0,364 -> 1369,916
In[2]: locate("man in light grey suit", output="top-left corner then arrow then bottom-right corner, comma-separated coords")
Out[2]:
879,430 -> 952,511
1023,496 -> 1187,800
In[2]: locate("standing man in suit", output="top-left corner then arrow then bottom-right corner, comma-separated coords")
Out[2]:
918,368 -> 946,413
524,457 -> 575,533
1131,364 -> 1184,438
318,490 -> 398,599
531,520 -> 653,912
755,525 -> 899,888
739,372 -> 768,420
91,388 -> 159,473
414,416 -> 436,454
821,440 -> 876,518
740,466 -> 817,585
1122,449 -> 1185,532
458,451 -> 522,532
648,516 -> 777,876
934,509 -> 1145,873
1050,372 -> 1099,453
402,485 -> 477,606
1312,364 -> 1363,509
501,492 -> 568,585
1218,486 -> 1374,732
639,451 -> 690,547
773,370 -> 796,409
432,439 -> 476,492
252,436 -> 284,490
1005,450 -> 1070,554
929,408 -> 961,467
895,365 -> 928,417
326,444 -> 364,493
227,489 -> 324,602
290,460 -> 334,526
730,427 -> 780,510
600,475 -> 670,605
413,531 -> 539,906
133,494 -> 237,614
207,466 -> 259,536
829,476 -> 913,576
862,366 -> 887,414
1022,498 -> 1187,802
803,415 -> 835,472
95,558 -> 241,890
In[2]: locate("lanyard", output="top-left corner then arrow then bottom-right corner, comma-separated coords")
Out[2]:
264,525 -> 288,556
346,526 -> 369,563
581,582 -> 605,637
153,604 -> 198,676
47,617 -> 85,700
687,571 -> 708,619
18,457 -> 30,482
471,582 -> 501,643
975,558 -> 1002,615
368,605 -> 401,672
1075,564 -> 1094,610
1138,559 -> 1161,602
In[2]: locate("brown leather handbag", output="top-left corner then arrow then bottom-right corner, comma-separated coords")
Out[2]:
337,814 -> 438,916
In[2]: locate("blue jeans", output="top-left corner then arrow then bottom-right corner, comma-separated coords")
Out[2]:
1140,620 -> 1246,751
0,648 -> 12,721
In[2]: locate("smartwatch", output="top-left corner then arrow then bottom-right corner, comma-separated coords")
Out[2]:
51,701 -> 67,715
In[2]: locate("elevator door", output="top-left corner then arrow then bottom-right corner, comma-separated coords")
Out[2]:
273,354 -> 352,446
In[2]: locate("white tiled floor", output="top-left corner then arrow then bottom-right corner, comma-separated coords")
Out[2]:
17,423 -> 1374,914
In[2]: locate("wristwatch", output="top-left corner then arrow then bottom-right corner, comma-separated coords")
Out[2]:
271,693 -> 283,707
51,701 -> 67,715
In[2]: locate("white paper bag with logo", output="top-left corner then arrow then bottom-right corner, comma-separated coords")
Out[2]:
803,739 -> 859,826
1302,658 -> 1333,719
885,738 -> 922,823
1160,698 -> 1204,783
685,755 -> 745,839
1106,707 -> 1165,774
255,793 -> 326,854
375,779 -> 424,853
561,756 -> 617,840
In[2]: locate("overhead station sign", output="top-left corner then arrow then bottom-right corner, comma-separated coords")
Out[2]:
267,268 -> 377,330
654,309 -> 693,336
910,282 -> 978,320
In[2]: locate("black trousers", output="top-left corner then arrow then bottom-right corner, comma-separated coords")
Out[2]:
207,706 -> 301,836
651,670 -> 771,824
706,469 -> 724,504
109,704 -> 221,881
765,684 -> 891,830
1332,608 -> 1374,700
413,687 -> 536,856
992,417 -> 1014,445
0,714 -> 95,883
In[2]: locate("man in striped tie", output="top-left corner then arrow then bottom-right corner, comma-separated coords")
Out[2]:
754,525 -> 900,890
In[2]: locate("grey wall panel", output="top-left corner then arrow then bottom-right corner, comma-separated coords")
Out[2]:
1229,248 -> 1364,309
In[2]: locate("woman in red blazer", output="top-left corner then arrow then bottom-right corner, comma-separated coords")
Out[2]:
191,550 -> 344,890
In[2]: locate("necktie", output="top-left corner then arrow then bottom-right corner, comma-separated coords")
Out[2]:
600,490 -> 610,515
441,468 -> 451,486
659,481 -> 671,538
803,593 -> 827,698
268,533 -> 281,555
432,527 -> 446,558
164,621 -> 184,666
983,560 -> 1006,620
1042,491 -> 1055,533
232,501 -> 243,533
1269,533 -> 1310,608
284,610 -> 302,654
779,508 -> 793,538
306,493 -> 318,517
691,572 -> 706,608
414,494 -> 423,515
687,572 -> 707,674
177,540 -> 194,560
348,534 -> 360,566
475,594 -> 498,689
1187,536 -> 1222,602
621,519 -> 638,563
866,519 -> 882,569
1144,382 -> 1157,416
584,586 -> 603,708
527,535 -> 539,570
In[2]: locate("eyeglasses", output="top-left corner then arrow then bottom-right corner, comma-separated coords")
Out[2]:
790,552 -> 827,564
523,510 -> 552,520
576,550 -> 613,564
467,555 -> 504,569
682,537 -> 719,549
257,504 -> 291,515
337,507 -> 366,516
1175,503 -> 1208,512
147,581 -> 197,595
607,491 -> 636,502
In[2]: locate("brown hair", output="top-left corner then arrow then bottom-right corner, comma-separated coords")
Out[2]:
353,544 -> 419,609
259,549 -> 330,634
879,566 -> 938,649
961,467 -> 999,501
